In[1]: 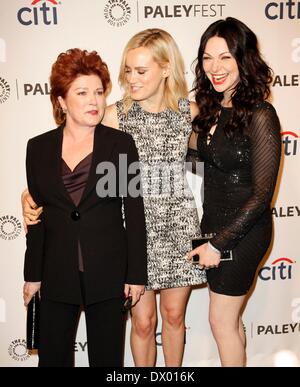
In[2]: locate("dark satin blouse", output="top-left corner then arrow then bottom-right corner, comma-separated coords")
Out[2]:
62,153 -> 92,271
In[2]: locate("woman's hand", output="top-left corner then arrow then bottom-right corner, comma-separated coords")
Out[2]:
21,189 -> 43,232
188,242 -> 221,269
124,283 -> 145,307
23,281 -> 41,306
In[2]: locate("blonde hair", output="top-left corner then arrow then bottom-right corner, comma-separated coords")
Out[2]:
118,28 -> 188,113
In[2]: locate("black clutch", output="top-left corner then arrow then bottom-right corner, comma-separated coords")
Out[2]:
26,293 -> 40,350
192,233 -> 233,264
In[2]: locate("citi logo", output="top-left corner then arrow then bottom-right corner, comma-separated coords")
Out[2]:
281,131 -> 298,156
17,0 -> 60,26
259,258 -> 296,281
32,0 -> 58,4
265,0 -> 300,19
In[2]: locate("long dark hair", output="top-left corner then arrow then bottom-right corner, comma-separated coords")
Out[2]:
192,17 -> 273,137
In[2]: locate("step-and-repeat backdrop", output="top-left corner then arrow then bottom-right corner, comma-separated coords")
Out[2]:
0,0 -> 299,367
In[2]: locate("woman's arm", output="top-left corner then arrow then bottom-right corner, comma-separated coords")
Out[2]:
24,139 -> 45,291
186,101 -> 202,174
211,104 -> 281,252
102,104 -> 119,129
122,136 -> 147,304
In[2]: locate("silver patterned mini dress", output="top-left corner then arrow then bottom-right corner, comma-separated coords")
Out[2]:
116,99 -> 206,290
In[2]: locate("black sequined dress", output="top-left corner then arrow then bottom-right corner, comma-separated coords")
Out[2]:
197,102 -> 281,295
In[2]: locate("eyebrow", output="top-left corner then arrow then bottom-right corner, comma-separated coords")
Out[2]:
203,51 -> 231,56
125,66 -> 149,70
74,87 -> 104,90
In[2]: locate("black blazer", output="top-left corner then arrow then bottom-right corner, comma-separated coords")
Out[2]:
24,123 -> 147,305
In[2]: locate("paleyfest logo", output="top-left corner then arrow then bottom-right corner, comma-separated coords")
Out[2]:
143,2 -> 226,19
104,0 -> 131,27
8,339 -> 31,362
0,77 -> 10,104
0,215 -> 22,240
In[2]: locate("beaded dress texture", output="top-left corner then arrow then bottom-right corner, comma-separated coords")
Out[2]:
197,102 -> 281,295
116,99 -> 206,290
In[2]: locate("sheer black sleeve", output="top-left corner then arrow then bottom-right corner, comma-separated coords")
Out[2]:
186,147 -> 203,175
186,130 -> 203,174
211,104 -> 281,252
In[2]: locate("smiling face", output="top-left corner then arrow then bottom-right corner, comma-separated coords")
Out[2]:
124,46 -> 169,105
203,36 -> 240,103
59,74 -> 106,129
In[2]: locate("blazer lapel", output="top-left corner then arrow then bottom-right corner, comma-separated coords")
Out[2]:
79,124 -> 115,205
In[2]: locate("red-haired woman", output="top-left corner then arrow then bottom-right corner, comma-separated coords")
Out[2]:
23,49 -> 147,367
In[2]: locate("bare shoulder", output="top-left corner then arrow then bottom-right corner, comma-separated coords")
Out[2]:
102,103 -> 119,129
189,100 -> 200,121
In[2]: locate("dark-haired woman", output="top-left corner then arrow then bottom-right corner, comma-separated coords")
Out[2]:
23,49 -> 147,367
188,17 -> 281,366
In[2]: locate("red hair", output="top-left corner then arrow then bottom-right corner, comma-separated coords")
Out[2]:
50,48 -> 111,125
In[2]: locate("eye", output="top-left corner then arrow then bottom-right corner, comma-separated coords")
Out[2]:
96,90 -> 104,96
138,71 -> 146,75
221,56 -> 232,60
202,56 -> 211,61
77,91 -> 86,96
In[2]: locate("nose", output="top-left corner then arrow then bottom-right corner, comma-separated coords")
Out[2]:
211,58 -> 221,73
89,92 -> 97,105
127,71 -> 137,84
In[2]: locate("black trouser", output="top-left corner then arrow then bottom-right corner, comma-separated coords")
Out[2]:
38,274 -> 125,367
